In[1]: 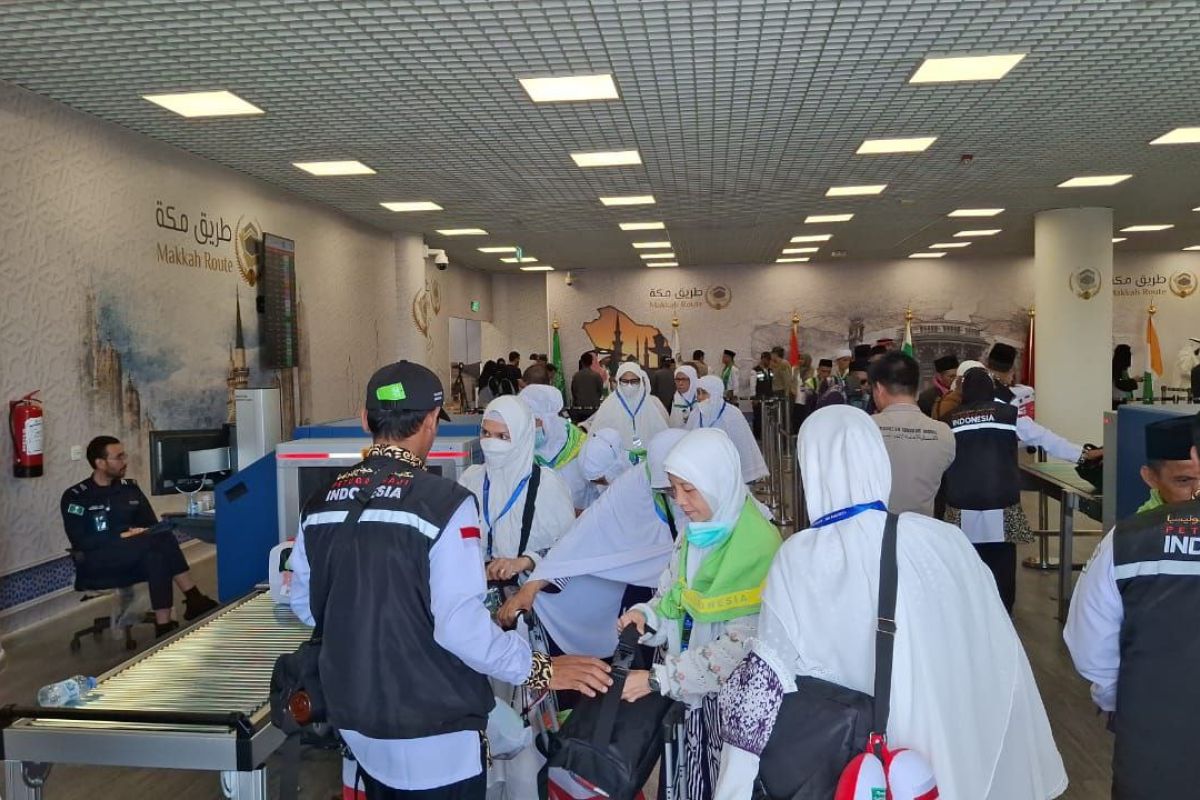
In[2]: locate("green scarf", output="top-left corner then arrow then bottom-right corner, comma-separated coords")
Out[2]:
722,363 -> 733,388
536,421 -> 585,469
1138,488 -> 1165,515
659,497 -> 781,625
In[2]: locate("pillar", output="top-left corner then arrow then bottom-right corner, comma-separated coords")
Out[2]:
1033,207 -> 1113,445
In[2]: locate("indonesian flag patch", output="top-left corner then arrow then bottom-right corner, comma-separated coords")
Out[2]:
460,526 -> 481,540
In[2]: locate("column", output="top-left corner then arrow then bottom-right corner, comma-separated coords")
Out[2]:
1033,207 -> 1113,445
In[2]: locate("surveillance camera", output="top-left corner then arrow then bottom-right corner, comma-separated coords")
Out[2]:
424,246 -> 450,271
564,270 -> 575,287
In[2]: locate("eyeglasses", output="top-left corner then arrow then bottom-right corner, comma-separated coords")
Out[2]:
106,453 -> 128,463
618,379 -> 641,386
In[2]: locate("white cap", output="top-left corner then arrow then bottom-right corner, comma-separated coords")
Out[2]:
836,349 -> 853,360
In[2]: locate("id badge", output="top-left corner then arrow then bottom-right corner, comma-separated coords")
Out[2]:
93,511 -> 109,533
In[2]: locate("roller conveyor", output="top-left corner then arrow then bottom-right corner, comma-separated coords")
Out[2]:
1,590 -> 312,799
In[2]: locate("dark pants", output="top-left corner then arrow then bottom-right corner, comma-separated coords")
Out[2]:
974,542 -> 1017,613
80,532 -> 190,610
358,766 -> 485,800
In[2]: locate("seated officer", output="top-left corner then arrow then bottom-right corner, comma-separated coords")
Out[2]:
1064,412 -> 1200,799
61,436 -> 217,637
1136,416 -> 1200,513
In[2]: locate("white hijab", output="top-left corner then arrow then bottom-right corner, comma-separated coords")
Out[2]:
662,427 -> 748,529
586,363 -> 670,450
458,395 -> 576,561
670,365 -> 700,428
531,429 -> 686,656
685,376 -> 768,484
519,384 -> 568,464
717,406 -> 1066,800
579,428 -> 630,484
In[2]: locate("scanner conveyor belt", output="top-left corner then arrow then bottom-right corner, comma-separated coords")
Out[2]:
2,590 -> 313,800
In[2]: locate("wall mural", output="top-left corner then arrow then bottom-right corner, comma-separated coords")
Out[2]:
582,305 -> 673,370
412,278 -> 443,345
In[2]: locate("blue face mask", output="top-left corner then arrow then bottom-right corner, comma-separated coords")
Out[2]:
534,427 -> 547,449
685,520 -> 734,549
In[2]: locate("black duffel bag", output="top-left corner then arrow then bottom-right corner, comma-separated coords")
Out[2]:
755,513 -> 899,800
546,624 -> 680,800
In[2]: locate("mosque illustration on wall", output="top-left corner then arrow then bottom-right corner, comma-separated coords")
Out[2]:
582,306 -> 673,369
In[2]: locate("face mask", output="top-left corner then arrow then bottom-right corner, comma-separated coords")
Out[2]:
534,427 -> 547,449
685,520 -> 734,549
480,438 -> 514,460
619,382 -> 642,399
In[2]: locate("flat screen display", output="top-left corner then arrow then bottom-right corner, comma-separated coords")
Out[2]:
259,233 -> 297,369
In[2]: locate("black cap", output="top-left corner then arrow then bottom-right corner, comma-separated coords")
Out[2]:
934,354 -> 959,372
818,358 -> 833,367
853,344 -> 872,360
987,343 -> 1017,372
365,361 -> 452,421
723,349 -> 736,358
849,359 -> 870,372
1146,417 -> 1195,461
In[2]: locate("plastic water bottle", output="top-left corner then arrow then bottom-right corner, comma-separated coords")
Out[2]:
37,675 -> 97,707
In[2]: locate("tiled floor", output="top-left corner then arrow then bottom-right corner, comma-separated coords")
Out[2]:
0,534 -> 1112,799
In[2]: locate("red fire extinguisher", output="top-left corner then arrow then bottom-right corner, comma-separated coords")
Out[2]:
9,390 -> 44,478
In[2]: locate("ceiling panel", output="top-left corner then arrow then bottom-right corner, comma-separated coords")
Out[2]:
1,0 -> 1198,271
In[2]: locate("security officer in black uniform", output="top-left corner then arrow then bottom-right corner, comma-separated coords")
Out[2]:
1065,411 -> 1200,799
61,436 -> 217,637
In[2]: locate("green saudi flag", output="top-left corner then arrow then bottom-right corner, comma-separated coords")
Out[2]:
901,316 -> 914,357
552,326 -> 567,404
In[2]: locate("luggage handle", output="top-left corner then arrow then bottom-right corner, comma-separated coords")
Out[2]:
587,623 -> 643,747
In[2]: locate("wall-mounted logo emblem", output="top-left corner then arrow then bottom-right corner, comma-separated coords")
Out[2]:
1170,271 -> 1196,299
705,285 -> 732,310
235,217 -> 261,288
1068,268 -> 1102,300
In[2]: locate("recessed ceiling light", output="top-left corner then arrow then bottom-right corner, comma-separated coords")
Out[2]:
632,241 -> 672,249
1194,207 -> 1200,213
1120,224 -> 1174,232
826,184 -> 887,197
909,53 -> 1026,84
600,195 -> 655,206
1150,127 -> 1200,145
571,149 -> 642,167
805,214 -> 854,223
782,247 -> 819,254
437,228 -> 488,236
293,160 -> 375,176
1184,245 -> 1200,251
856,137 -> 937,155
501,256 -> 539,263
520,265 -> 555,272
142,90 -> 264,118
776,257 -> 810,263
930,242 -> 971,249
620,221 -> 665,231
478,246 -> 518,253
909,252 -> 948,259
791,234 -> 833,243
380,201 -> 442,212
646,262 -> 678,268
954,229 -> 1001,237
520,73 -> 619,103
641,252 -> 676,260
1057,174 -> 1132,188
1112,237 -> 1127,243
948,208 -> 1004,217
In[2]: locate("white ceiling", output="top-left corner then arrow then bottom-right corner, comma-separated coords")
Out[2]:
1,0 -> 1199,271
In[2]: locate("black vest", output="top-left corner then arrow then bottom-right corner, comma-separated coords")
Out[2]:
1111,500 -> 1200,799
943,401 -> 1019,511
301,455 -> 493,740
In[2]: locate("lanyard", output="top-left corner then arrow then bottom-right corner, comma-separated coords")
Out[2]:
616,386 -> 647,429
811,500 -> 886,529
700,401 -> 728,428
482,472 -> 531,558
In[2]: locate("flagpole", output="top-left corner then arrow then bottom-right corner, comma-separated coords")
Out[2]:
671,315 -> 681,361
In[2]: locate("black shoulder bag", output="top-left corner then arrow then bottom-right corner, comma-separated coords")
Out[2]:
269,465 -> 399,738
546,624 -> 681,800
755,512 -> 899,800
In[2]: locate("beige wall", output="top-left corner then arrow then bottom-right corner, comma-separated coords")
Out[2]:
0,81 -> 429,580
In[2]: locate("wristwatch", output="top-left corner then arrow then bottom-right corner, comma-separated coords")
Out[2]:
647,671 -> 661,695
